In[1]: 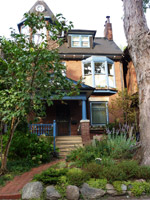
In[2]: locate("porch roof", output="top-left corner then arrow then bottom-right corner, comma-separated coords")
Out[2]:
63,77 -> 94,100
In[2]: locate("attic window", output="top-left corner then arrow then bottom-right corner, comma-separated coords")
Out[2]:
70,35 -> 90,48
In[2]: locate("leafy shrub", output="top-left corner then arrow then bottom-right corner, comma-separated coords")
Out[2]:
130,182 -> 147,196
84,162 -> 101,178
33,168 -> 68,185
87,178 -> 107,190
100,157 -> 115,166
107,134 -> 136,159
137,166 -> 150,180
55,176 -> 69,199
8,131 -> 54,164
117,160 -> 139,179
7,159 -> 37,173
99,164 -> 126,183
113,181 -> 123,194
67,168 -> 90,187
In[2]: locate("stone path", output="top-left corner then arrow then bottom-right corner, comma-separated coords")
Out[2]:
0,159 -> 64,199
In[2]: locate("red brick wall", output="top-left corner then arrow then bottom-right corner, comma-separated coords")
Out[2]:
80,120 -> 91,145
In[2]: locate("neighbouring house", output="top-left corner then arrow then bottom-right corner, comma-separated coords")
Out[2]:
17,0 -> 123,156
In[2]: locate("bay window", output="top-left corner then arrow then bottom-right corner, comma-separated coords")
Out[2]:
82,56 -> 115,88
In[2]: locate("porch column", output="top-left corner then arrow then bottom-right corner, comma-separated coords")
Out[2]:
82,100 -> 87,120
80,120 -> 91,145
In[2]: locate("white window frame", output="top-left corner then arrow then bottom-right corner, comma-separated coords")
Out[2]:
82,56 -> 116,88
70,34 -> 91,48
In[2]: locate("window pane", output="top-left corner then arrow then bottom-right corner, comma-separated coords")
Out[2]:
108,64 -> 113,75
72,41 -> 80,47
81,41 -> 89,47
81,36 -> 89,41
95,63 -> 105,74
72,36 -> 80,41
84,63 -> 92,75
92,103 -> 107,125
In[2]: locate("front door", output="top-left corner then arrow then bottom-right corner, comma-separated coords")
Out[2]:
56,104 -> 70,136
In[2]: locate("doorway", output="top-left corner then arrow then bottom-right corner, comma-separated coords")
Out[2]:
56,104 -> 70,136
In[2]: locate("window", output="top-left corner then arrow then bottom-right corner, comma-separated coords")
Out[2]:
70,35 -> 90,48
108,63 -> 114,88
32,27 -> 47,45
84,63 -> 92,75
82,56 -> 115,88
21,25 -> 30,35
91,102 -> 108,126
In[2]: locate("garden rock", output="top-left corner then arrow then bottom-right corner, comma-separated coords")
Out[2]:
66,185 -> 80,200
121,184 -> 127,194
80,183 -> 105,200
135,179 -> 146,182
46,186 -> 61,200
22,181 -> 43,200
106,184 -> 117,196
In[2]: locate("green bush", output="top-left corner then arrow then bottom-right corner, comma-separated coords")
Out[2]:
84,162 -> 101,178
8,131 -> 54,164
130,182 -> 148,196
67,168 -> 90,187
55,176 -> 69,199
137,166 -> 150,180
99,164 -> 126,183
107,134 -> 136,159
117,160 -> 139,179
113,181 -> 123,194
87,178 -> 107,190
33,168 -> 68,185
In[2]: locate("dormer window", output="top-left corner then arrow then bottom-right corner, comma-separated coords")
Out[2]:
70,35 -> 90,48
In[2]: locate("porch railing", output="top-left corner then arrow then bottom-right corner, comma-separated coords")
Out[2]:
29,120 -> 56,151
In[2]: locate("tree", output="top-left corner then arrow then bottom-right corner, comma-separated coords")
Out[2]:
0,13 -> 79,172
123,0 -> 150,165
109,89 -> 139,129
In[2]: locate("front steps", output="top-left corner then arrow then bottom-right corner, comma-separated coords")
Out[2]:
56,136 -> 83,158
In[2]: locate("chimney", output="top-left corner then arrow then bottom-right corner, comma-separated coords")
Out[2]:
104,16 -> 113,40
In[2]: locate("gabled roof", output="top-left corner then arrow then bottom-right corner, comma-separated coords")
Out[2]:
19,0 -> 55,24
68,29 -> 96,39
59,36 -> 122,60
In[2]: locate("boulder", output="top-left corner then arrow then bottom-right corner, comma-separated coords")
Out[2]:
46,186 -> 61,200
106,184 -> 117,196
66,185 -> 79,200
80,183 -> 105,200
121,184 -> 127,194
22,181 -> 43,200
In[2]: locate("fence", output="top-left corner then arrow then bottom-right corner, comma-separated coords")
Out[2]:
29,120 -> 56,151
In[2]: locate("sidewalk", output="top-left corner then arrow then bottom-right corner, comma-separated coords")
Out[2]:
0,159 -> 64,199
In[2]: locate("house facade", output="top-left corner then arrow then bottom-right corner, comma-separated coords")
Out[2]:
18,0 -> 123,146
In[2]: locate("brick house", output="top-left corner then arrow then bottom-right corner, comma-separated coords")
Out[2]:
17,0 -> 123,155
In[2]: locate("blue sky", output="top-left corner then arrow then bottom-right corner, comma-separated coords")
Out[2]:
0,0 -> 150,49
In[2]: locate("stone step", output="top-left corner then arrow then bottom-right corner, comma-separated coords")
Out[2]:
56,136 -> 82,141
55,136 -> 83,158
56,140 -> 82,145
56,144 -> 83,149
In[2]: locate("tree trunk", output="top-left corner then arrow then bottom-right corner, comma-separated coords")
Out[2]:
123,0 -> 150,165
0,118 -> 19,173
